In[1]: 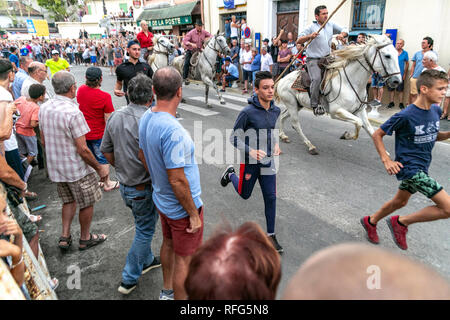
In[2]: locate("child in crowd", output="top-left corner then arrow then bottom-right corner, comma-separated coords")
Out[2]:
15,84 -> 46,166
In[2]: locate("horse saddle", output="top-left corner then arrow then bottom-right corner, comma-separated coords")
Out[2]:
291,56 -> 334,92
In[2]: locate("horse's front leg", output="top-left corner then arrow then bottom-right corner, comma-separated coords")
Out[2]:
334,108 -> 363,140
205,84 -> 210,108
357,107 -> 375,137
203,75 -> 225,105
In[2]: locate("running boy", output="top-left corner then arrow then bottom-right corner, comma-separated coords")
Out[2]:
361,69 -> 450,250
15,84 -> 46,165
220,71 -> 283,253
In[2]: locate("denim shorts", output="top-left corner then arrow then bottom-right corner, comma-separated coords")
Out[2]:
86,139 -> 108,165
16,134 -> 38,157
399,171 -> 443,199
371,73 -> 385,88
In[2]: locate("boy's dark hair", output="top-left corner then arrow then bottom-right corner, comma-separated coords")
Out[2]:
416,69 -> 448,93
28,84 -> 46,100
315,5 -> 327,16
0,59 -> 13,80
423,36 -> 434,49
254,71 -> 273,89
9,47 -> 17,53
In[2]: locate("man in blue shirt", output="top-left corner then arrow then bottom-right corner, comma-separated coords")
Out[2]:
250,47 -> 261,92
361,70 -> 450,251
221,71 -> 283,253
224,18 -> 231,43
139,67 -> 203,300
11,56 -> 32,99
409,37 -> 434,104
387,39 -> 409,110
220,57 -> 239,92
8,47 -> 19,72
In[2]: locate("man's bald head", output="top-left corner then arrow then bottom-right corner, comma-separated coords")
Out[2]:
28,62 -> 47,82
153,66 -> 182,101
282,243 -> 450,300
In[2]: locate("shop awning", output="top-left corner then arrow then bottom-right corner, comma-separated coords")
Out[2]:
138,1 -> 198,27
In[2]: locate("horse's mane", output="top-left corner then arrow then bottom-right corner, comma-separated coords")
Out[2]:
325,35 -> 392,81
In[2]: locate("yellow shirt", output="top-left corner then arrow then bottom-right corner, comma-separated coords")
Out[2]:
45,58 -> 70,75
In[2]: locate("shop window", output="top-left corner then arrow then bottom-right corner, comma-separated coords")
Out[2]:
352,0 -> 386,32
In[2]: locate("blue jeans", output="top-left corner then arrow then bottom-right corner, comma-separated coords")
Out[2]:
119,184 -> 159,285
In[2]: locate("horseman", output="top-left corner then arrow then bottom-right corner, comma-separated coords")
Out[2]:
182,20 -> 212,85
296,5 -> 348,116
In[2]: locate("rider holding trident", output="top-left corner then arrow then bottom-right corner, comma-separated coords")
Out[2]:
182,20 -> 212,86
296,5 -> 348,116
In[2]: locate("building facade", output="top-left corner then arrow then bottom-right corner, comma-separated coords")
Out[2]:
204,0 -> 450,70
138,0 -> 201,36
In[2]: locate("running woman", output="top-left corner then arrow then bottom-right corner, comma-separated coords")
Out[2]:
361,69 -> 450,250
220,71 -> 283,253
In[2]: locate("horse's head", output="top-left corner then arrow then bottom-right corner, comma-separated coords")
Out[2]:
365,35 -> 402,89
157,35 -> 175,54
214,33 -> 231,56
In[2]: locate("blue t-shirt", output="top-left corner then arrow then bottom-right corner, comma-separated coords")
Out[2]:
251,54 -> 261,72
139,111 -> 203,220
20,48 -> 29,56
380,104 -> 441,181
227,63 -> 239,78
225,22 -> 231,38
9,53 -> 19,67
397,50 -> 409,77
411,50 -> 437,79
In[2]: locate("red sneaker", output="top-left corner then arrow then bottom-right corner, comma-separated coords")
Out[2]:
360,216 -> 379,244
387,216 -> 408,250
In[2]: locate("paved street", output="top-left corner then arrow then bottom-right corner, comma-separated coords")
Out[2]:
30,65 -> 450,300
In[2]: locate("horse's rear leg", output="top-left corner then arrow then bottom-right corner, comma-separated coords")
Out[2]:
279,106 -> 291,143
205,85 -> 210,108
290,113 -> 318,155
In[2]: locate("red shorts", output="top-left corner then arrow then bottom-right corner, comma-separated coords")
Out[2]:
158,207 -> 204,257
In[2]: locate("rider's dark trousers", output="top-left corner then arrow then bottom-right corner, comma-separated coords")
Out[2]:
306,57 -> 322,108
229,163 -> 277,234
183,50 -> 193,79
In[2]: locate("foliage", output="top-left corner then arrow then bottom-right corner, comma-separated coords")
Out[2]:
37,0 -> 82,22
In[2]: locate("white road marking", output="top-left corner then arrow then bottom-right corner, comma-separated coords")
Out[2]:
188,97 -> 244,112
220,93 -> 250,104
178,103 -> 220,116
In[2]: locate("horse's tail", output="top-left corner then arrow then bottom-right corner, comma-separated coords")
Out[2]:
274,80 -> 281,103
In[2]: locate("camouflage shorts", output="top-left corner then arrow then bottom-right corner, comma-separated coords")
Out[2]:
6,198 -> 38,243
399,171 -> 444,199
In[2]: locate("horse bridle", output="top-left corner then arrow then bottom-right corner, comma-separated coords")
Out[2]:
325,43 -> 400,114
360,43 -> 401,80
202,36 -> 229,71
152,39 -> 173,69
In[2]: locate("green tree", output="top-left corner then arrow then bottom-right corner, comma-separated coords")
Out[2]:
37,0 -> 82,22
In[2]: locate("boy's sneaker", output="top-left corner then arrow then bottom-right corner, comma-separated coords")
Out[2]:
118,282 -> 137,295
142,256 -> 161,275
159,289 -> 174,300
360,216 -> 379,244
220,165 -> 235,187
386,216 -> 408,250
268,234 -> 283,253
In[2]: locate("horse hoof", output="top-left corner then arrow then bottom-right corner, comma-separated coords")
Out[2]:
308,148 -> 319,155
281,137 -> 290,143
340,132 -> 348,140
220,100 -> 226,105
181,98 -> 186,103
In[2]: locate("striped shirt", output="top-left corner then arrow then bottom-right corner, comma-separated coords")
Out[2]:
38,95 -> 95,182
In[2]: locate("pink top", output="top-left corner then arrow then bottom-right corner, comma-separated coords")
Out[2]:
15,96 -> 39,137
183,28 -> 212,52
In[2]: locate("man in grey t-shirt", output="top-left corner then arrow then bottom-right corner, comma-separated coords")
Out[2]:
297,5 -> 348,116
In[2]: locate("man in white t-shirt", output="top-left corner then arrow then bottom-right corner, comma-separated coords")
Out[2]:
260,46 -> 273,73
239,42 -> 253,94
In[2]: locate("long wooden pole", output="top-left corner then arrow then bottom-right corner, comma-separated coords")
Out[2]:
275,0 -> 348,83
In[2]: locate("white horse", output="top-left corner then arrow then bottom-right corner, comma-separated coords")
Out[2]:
148,35 -> 175,73
172,32 -> 231,107
275,35 -> 402,155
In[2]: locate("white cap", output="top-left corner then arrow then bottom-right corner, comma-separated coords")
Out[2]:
51,50 -> 59,55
